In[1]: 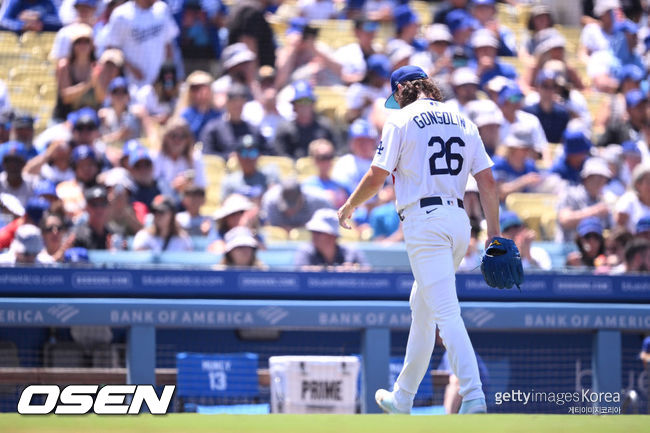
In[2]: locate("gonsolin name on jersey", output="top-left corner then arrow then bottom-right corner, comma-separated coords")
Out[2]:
412,110 -> 466,129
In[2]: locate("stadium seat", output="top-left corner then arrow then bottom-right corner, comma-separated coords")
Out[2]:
176,352 -> 263,413
87,250 -> 155,266
261,225 -> 290,242
505,193 -> 559,241
43,341 -> 86,368
155,251 -> 220,266
295,156 -> 318,180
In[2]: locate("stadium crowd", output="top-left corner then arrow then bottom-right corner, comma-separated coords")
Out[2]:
0,0 -> 648,272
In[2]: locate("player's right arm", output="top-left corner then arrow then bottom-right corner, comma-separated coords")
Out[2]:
474,167 -> 500,247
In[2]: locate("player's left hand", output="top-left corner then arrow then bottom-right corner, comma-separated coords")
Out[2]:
337,202 -> 355,229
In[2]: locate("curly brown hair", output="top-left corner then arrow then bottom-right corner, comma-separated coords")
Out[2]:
395,78 -> 444,108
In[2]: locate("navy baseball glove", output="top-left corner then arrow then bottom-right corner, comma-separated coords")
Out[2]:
480,237 -> 524,290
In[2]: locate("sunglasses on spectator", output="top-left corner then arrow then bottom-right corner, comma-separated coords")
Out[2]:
44,225 -> 64,234
314,154 -> 334,161
168,132 -> 188,140
111,88 -> 128,95
88,200 -> 108,208
74,124 -> 97,132
238,148 -> 259,159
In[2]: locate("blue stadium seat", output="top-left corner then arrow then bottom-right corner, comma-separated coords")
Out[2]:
87,250 -> 154,266
156,252 -> 219,266
176,352 -> 262,413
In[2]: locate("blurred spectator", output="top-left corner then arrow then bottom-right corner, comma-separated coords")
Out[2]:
132,194 -> 193,252
601,143 -> 626,197
345,53 -> 391,123
597,226 -> 633,273
492,125 -> 542,202
524,29 -> 584,93
92,48 -> 125,105
100,167 -> 142,236
469,0 -> 516,57
0,0 -> 62,32
176,183 -> 214,237
598,89 -> 647,147
557,157 -> 613,243
411,24 -> 453,80
469,29 -> 517,88
56,145 -> 101,217
331,119 -> 377,194
37,211 -> 72,262
69,107 -> 101,147
498,82 -> 548,159
522,3 -> 554,58
128,145 -> 163,210
391,5 -> 425,52
275,80 -> 338,158
275,17 -> 342,88
445,9 -> 477,58
612,19 -> 643,70
579,0 -> 618,59
466,99 -> 501,156
0,196 -> 48,249
93,0 -> 126,52
445,67 -> 479,115
177,70 -> 221,140
433,0 -> 468,25
0,192 -> 24,229
242,66 -> 291,143
368,183 -> 402,242
550,130 -> 592,186
174,0 -> 228,75
566,216 -> 606,268
219,226 -> 264,268
98,77 -> 143,145
134,62 -> 179,126
620,140 -> 644,187
153,117 -> 206,200
72,185 -> 114,250
11,114 -> 38,158
261,177 -> 331,230
0,112 -> 11,144
221,134 -> 277,202
0,141 -> 37,206
636,216 -> 650,240
208,193 -> 258,253
298,0 -> 336,20
641,334 -> 650,367
597,64 -> 643,133
63,246 -> 90,264
294,208 -> 368,270
103,0 -> 179,87
50,0 -> 98,61
32,179 -> 61,206
386,39 -> 415,71
500,210 -> 551,270
458,217 -> 481,271
463,174 -> 483,223
615,238 -> 650,273
615,162 -> 650,233
212,43 -> 257,109
302,139 -> 348,208
335,18 -> 379,84
523,69 -> 570,143
226,0 -> 276,67
53,24 -> 99,123
200,83 -> 269,158
0,224 -> 48,265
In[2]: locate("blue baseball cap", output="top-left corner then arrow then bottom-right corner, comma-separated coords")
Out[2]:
636,216 -> 650,234
71,144 -> 97,163
108,76 -> 128,93
500,210 -> 523,232
446,9 -> 477,34
394,5 -> 419,33
563,130 -> 592,155
348,119 -> 377,139
290,80 -> 316,102
286,17 -> 308,35
64,247 -> 90,264
128,146 -> 152,167
25,196 -> 50,224
0,141 -> 29,162
385,65 -> 429,109
366,54 -> 391,79
68,107 -> 99,128
622,140 -> 642,156
625,89 -> 647,108
34,180 -> 58,198
498,82 -> 524,105
535,68 -> 558,85
122,138 -> 143,159
618,64 -> 644,83
577,217 -> 603,237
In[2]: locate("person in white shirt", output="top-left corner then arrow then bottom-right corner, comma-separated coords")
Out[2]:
0,224 -> 52,265
615,163 -> 650,233
132,194 -> 193,252
444,67 -> 479,116
49,0 -> 98,61
298,0 -> 336,20
103,0 -> 179,88
334,18 -> 379,84
345,53 -> 390,123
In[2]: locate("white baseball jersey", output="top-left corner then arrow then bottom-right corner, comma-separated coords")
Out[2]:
372,98 -> 493,212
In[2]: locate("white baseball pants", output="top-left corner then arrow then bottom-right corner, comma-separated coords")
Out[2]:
394,203 -> 484,403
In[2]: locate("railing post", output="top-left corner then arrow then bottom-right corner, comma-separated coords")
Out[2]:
592,329 -> 621,411
361,327 -> 390,414
127,325 -> 156,385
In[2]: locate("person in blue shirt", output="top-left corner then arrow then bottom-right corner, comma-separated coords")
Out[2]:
445,9 -> 477,61
550,129 -> 592,186
523,69 -> 570,143
179,70 -> 221,139
492,123 -> 541,202
612,19 -> 644,71
369,183 -> 402,242
468,29 -> 517,89
392,5 -> 427,52
0,0 -> 61,33
301,138 -> 349,209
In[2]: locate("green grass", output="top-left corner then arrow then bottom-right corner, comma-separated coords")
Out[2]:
2,414 -> 648,433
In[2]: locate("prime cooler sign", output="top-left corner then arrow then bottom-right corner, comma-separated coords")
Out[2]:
17,385 -> 175,415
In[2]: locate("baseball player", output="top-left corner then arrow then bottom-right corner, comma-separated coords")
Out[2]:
337,65 -> 501,414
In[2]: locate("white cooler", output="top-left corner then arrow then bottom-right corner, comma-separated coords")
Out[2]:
269,356 -> 360,414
